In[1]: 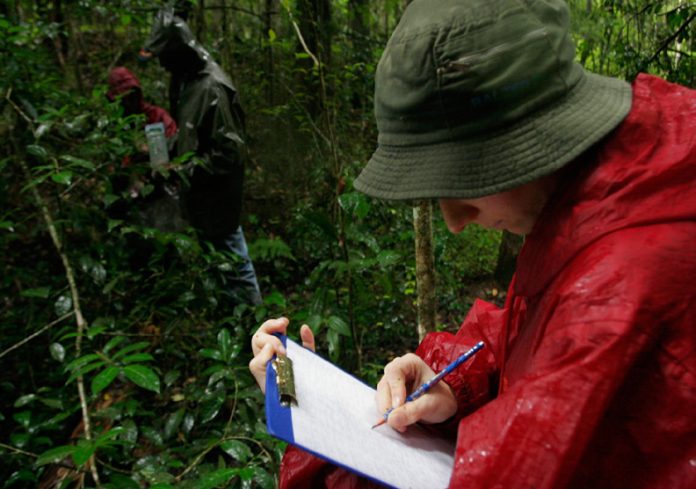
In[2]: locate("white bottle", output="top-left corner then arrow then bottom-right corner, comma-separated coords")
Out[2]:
145,122 -> 169,168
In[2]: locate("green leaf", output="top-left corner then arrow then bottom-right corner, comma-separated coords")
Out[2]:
123,365 -> 160,393
13,411 -> 31,428
64,353 -> 100,373
220,440 -> 252,462
35,445 -> 75,467
253,467 -> 276,488
112,341 -> 149,360
14,394 -> 38,407
376,250 -> 401,268
50,342 -> 65,362
103,474 -> 141,489
26,144 -> 48,160
51,170 -> 73,185
71,440 -> 96,466
54,294 -> 72,315
163,408 -> 185,440
327,315 -> 351,337
0,220 -> 15,231
338,192 -> 370,219
121,419 -> 138,446
87,325 -> 107,339
263,290 -> 286,307
207,368 -> 233,386
304,313 -> 323,335
96,426 -> 125,443
10,433 -> 30,449
60,155 -> 95,170
198,348 -> 222,361
327,328 -> 340,361
103,336 -> 126,354
164,370 -> 180,387
66,361 -> 106,384
217,329 -> 231,360
92,366 -> 120,394
20,287 -> 50,298
121,353 -> 154,364
195,468 -> 238,489
198,394 -> 224,424
104,194 -> 120,208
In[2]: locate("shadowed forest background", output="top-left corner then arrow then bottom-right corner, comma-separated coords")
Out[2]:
1,0 -> 694,487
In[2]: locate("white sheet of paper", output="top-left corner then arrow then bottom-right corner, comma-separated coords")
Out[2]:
286,339 -> 455,489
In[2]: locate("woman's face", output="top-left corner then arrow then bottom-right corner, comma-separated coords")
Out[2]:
438,176 -> 558,236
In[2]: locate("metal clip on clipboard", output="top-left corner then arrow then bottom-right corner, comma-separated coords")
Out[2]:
272,354 -> 297,407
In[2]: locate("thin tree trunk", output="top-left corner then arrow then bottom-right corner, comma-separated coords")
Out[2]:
413,200 -> 436,341
264,0 -> 278,104
495,230 -> 523,289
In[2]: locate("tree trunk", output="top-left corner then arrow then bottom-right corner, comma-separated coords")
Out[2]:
348,0 -> 369,110
295,0 -> 332,117
413,200 -> 436,341
494,230 -> 523,289
264,0 -> 278,104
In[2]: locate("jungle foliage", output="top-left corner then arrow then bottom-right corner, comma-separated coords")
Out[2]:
1,0 -> 693,487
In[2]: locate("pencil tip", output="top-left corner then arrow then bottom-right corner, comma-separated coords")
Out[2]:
371,419 -> 386,429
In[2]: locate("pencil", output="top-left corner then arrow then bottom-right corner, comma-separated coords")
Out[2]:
372,340 -> 485,429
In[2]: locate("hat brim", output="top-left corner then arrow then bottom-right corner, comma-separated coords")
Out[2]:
354,72 -> 632,200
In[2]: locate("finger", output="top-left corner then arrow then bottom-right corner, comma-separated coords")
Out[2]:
375,376 -> 394,415
251,317 -> 289,355
248,343 -> 275,393
388,385 -> 458,430
382,358 -> 409,409
299,324 -> 315,352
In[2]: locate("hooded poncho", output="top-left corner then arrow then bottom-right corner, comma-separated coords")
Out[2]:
279,74 -> 696,489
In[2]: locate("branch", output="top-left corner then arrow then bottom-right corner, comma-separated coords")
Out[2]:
639,10 -> 696,72
0,312 -> 74,360
7,89 -> 102,488
0,441 -> 38,458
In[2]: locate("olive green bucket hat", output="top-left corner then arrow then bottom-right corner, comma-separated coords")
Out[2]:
354,0 -> 632,200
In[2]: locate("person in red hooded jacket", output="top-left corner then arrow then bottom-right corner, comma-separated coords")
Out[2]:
250,0 -> 696,488
107,66 -> 177,140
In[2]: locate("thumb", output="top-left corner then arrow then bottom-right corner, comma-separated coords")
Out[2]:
299,324 -> 315,352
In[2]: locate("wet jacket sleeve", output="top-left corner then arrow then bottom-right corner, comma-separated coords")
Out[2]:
445,226 -> 690,489
415,298 -> 505,431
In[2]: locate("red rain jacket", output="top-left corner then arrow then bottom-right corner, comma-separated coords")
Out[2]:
107,66 -> 177,138
279,74 -> 696,488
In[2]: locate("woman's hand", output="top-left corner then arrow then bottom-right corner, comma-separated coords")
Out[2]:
376,353 -> 457,432
249,317 -> 315,393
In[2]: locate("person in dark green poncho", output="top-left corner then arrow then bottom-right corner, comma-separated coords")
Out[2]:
140,6 -> 262,307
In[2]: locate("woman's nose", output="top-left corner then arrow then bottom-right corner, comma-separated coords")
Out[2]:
438,199 -> 479,234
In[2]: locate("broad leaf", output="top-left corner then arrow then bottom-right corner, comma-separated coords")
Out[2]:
91,366 -> 120,394
220,439 -> 252,462
123,365 -> 160,393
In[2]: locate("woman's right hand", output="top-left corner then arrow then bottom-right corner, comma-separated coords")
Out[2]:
376,353 -> 457,432
249,317 -> 315,393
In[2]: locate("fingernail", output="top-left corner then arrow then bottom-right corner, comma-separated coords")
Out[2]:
392,396 -> 401,408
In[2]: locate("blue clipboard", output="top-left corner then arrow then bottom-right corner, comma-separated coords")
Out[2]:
264,335 -> 455,489
264,334 -> 391,487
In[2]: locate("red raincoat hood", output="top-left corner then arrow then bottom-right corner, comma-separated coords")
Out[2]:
517,74 -> 696,298
107,66 -> 144,107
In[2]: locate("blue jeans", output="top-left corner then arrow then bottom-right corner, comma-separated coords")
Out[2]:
212,226 -> 262,306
